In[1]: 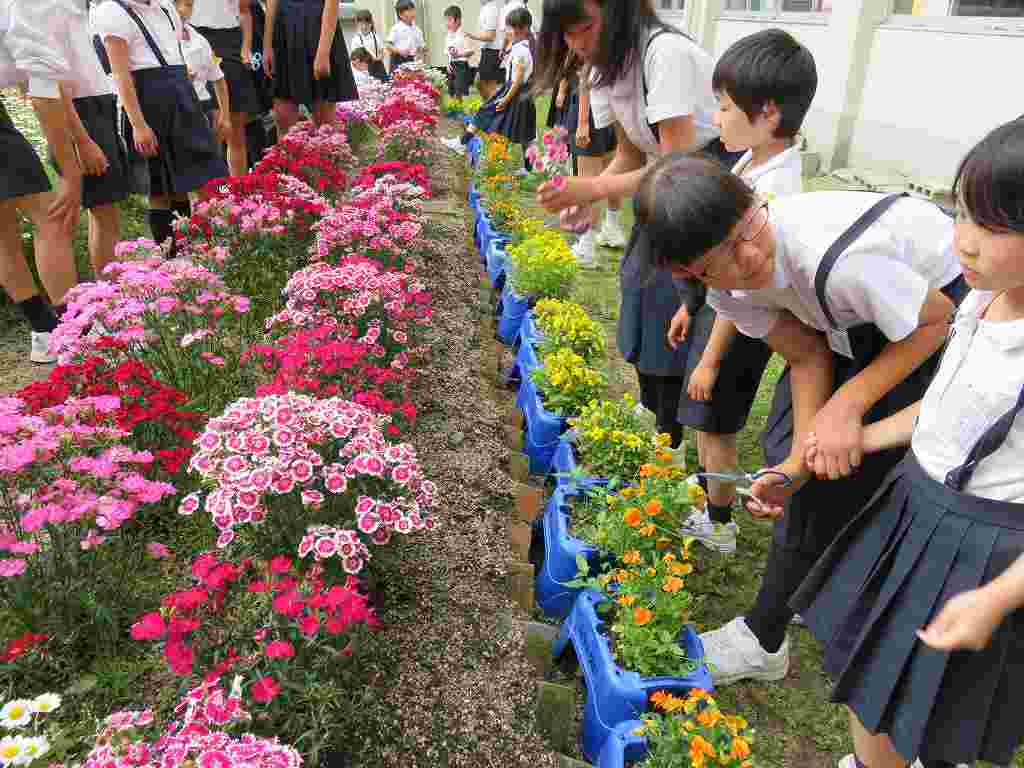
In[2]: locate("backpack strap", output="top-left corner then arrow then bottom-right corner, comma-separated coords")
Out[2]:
813,192 -> 909,330
111,0 -> 181,68
945,381 -> 1024,491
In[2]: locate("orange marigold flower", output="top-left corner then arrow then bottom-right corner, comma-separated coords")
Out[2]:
696,707 -> 723,729
689,735 -> 716,768
639,523 -> 656,537
662,576 -> 685,593
662,552 -> 677,562
730,736 -> 752,761
639,464 -> 657,478
623,550 -> 642,565
633,606 -> 653,625
645,499 -> 663,516
650,690 -> 668,707
617,595 -> 636,607
624,508 -> 643,527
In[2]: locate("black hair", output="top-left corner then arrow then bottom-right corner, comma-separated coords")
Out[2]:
535,0 -> 667,92
395,0 -> 415,18
635,154 -> 756,268
355,8 -> 375,28
444,5 -> 461,21
712,29 -> 817,140
506,6 -> 533,32
350,46 -> 372,63
953,118 -> 1024,234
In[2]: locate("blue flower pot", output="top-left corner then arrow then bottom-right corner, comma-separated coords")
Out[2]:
468,136 -> 483,166
516,344 -> 567,474
553,589 -> 713,762
497,284 -> 530,345
596,720 -> 649,768
486,237 -> 510,288
468,182 -> 481,209
532,483 -> 604,620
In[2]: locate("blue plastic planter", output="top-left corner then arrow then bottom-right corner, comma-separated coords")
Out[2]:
497,284 -> 530,345
553,589 -> 713,762
468,136 -> 483,166
516,353 -> 567,474
474,208 -> 491,252
467,182 -> 481,209
486,237 -> 510,288
463,115 -> 473,127
533,484 -> 604,620
596,720 -> 649,768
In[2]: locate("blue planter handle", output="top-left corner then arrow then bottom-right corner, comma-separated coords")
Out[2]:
596,720 -> 649,768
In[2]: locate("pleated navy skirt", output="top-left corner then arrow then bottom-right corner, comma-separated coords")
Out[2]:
473,81 -> 536,146
194,26 -> 264,116
792,454 -> 1024,766
273,0 -> 358,107
0,100 -> 51,201
123,66 -> 228,197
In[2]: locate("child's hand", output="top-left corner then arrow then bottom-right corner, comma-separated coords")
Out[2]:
241,45 -> 252,65
313,48 -> 330,80
77,137 -> 110,177
537,175 -> 599,213
575,125 -> 590,148
917,586 -> 1007,651
745,460 -> 809,519
558,205 -> 595,235
495,97 -> 508,112
216,112 -> 232,143
133,123 -> 159,158
807,399 -> 865,480
687,364 -> 719,402
263,46 -> 274,77
667,305 -> 690,350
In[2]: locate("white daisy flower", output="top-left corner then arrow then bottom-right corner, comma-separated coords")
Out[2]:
0,736 -> 25,766
29,695 -> 60,715
20,736 -> 49,763
0,701 -> 32,729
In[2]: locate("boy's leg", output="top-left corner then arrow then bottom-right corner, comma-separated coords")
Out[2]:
87,204 -> 121,277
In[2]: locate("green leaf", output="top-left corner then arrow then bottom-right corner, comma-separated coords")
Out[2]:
65,674 -> 98,695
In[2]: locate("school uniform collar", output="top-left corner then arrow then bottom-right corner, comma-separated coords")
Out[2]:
769,220 -> 791,292
957,291 -> 1024,351
733,145 -> 801,182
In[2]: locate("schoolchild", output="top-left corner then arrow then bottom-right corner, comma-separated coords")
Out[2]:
444,5 -> 471,99
467,7 -> 535,171
350,8 -> 387,81
465,0 -> 502,100
0,1 -> 79,363
242,0 -> 275,166
384,0 -> 425,76
535,0 -> 731,452
633,153 -> 966,686
671,28 -> 817,554
10,0 -> 136,278
349,46 -> 372,88
546,51 -> 574,131
497,0 -> 526,57
189,0 -> 261,175
263,0 -> 356,134
176,0 -> 232,137
566,60 -> 623,268
793,118 -> 1024,768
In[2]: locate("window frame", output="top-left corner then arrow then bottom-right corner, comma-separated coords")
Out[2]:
887,0 -> 1024,24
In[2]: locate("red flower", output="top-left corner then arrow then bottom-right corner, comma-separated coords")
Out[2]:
250,675 -> 281,703
130,611 -> 167,641
263,640 -> 295,659
165,638 -> 194,675
269,556 -> 293,574
299,613 -> 320,638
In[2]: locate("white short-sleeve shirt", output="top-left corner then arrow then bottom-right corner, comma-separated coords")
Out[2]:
479,0 -> 501,50
11,0 -> 113,100
446,29 -> 468,63
590,26 -> 718,156
189,0 -> 239,30
182,24 -> 222,101
352,65 -> 371,87
386,21 -> 424,55
0,3 -> 24,90
912,290 -> 1024,502
350,30 -> 383,59
708,192 -> 962,341
732,145 -> 803,200
92,0 -> 185,70
503,38 -> 531,81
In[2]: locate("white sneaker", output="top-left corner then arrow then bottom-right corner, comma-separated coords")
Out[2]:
440,137 -> 466,155
596,217 -> 627,248
700,617 -> 789,685
837,757 -> 857,768
30,332 -> 55,364
572,231 -> 597,268
681,508 -> 738,554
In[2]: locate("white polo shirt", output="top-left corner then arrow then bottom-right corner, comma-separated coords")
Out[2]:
912,290 -> 1024,502
503,38 -> 531,81
386,20 -> 424,56
92,0 -> 185,70
446,29 -> 468,63
350,30 -> 383,59
182,23 -> 223,101
732,144 -> 803,200
479,0 -> 501,51
189,0 -> 238,30
708,192 -> 962,341
590,27 -> 718,156
10,0 -> 113,100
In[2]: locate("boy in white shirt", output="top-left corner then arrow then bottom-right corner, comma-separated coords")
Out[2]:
385,0 -> 425,76
176,0 -> 231,140
349,46 -> 373,88
444,5 -> 470,98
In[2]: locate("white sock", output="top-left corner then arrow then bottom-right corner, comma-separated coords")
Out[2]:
605,208 -> 621,228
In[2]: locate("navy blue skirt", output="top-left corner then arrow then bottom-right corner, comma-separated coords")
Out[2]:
792,454 -> 1024,766
194,26 -> 264,116
473,81 -> 536,146
0,100 -> 50,201
52,95 -> 140,209
124,66 -> 228,197
566,88 -> 617,158
677,303 -> 773,435
273,0 -> 358,107
616,223 -> 693,376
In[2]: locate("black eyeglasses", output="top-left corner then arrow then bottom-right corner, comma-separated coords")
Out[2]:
677,202 -> 770,281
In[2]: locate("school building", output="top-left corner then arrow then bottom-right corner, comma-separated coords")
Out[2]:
340,0 -> 1024,191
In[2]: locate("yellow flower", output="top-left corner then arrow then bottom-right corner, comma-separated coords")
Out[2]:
730,736 -> 752,760
639,523 -> 656,537
655,432 -> 672,448
688,484 -> 707,505
724,714 -> 749,734
696,707 -> 722,729
622,550 -> 642,565
620,487 -> 640,500
671,562 -> 694,576
617,595 -> 636,607
662,552 -> 677,562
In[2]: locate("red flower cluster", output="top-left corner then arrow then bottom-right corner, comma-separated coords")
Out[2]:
255,123 -> 353,198
198,172 -> 329,239
15,358 -> 201,476
132,552 -> 375,698
352,161 -> 432,198
0,631 -> 48,663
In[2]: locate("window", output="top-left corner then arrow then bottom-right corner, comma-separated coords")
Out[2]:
953,0 -> 1024,14
723,0 -> 830,10
658,0 -> 686,9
